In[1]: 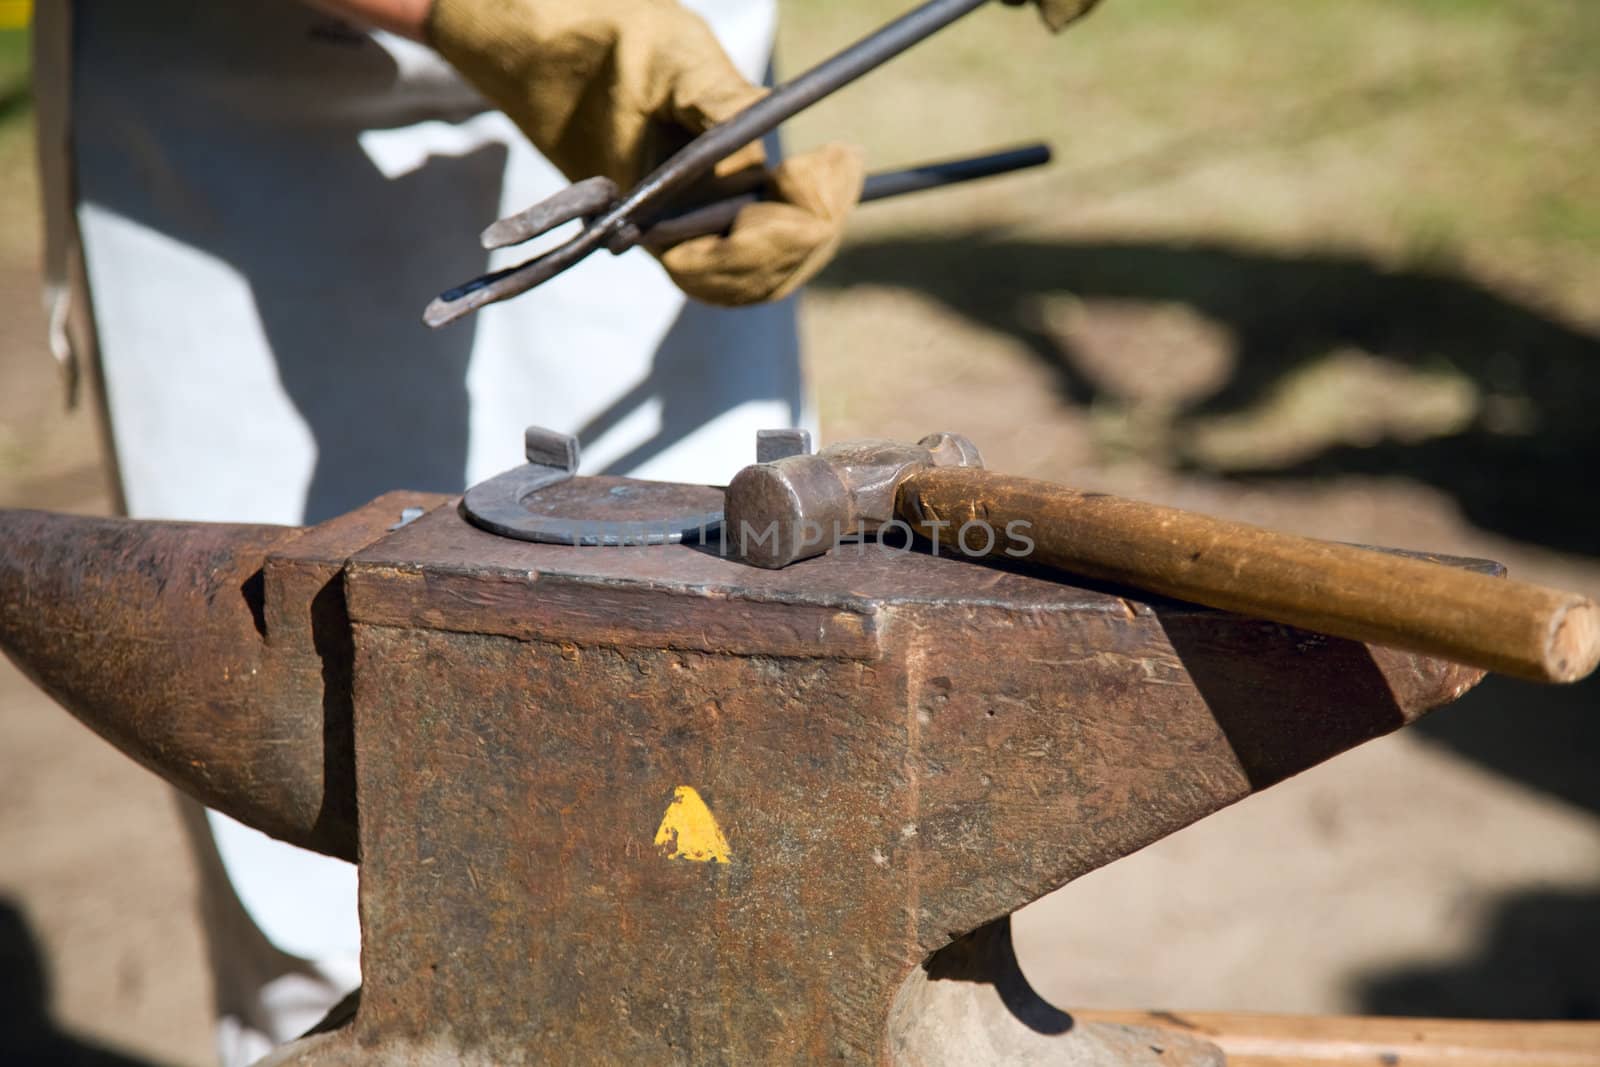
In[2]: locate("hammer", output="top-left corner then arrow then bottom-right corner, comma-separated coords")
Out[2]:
723,433 -> 1600,684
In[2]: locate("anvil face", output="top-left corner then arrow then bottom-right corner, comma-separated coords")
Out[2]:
0,486 -> 1482,1065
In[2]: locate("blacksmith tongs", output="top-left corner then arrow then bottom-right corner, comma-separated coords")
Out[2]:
424,0 -> 1030,327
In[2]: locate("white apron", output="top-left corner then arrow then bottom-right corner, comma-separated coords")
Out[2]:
57,1 -> 803,1056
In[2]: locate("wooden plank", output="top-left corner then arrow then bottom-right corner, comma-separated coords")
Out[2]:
1077,1010 -> 1600,1066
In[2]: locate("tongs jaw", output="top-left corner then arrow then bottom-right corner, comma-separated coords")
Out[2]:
479,176 -> 619,251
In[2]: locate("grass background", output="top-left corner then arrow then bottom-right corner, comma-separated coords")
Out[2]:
777,0 -> 1600,474
0,26 -> 34,263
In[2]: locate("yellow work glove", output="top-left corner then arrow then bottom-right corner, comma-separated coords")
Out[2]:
1003,0 -> 1104,33
426,0 -> 864,306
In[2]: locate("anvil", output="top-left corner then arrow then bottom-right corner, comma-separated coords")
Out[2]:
0,483 -> 1508,1064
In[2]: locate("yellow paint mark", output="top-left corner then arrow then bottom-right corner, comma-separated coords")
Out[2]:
653,786 -> 731,863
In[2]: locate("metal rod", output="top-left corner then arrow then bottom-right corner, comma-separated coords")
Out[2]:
424,0 -> 997,327
859,142 -> 1051,201
638,142 -> 1052,249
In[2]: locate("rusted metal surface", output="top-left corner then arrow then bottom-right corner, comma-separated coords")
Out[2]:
0,491 -> 438,860
340,500 -> 1472,1063
0,487 -> 1491,1063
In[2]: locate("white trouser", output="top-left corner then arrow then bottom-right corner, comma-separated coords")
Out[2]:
68,2 -> 800,1062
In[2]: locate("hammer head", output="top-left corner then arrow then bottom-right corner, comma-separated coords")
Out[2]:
724,432 -> 983,568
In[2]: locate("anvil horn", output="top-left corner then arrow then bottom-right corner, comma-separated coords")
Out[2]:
0,497 -> 429,862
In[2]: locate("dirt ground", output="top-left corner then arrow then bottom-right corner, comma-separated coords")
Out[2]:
3,2 -> 1599,1064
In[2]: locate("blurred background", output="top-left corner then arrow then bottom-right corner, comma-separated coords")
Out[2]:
1,1 -> 1597,1062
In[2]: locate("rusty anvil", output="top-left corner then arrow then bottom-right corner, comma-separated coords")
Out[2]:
1,428 -> 1590,1065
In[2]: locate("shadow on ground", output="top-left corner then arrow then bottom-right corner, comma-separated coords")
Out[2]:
0,898 -> 169,1066
1417,673 -> 1600,816
1361,677 -> 1600,1019
815,234 -> 1600,556
1353,888 -> 1600,1020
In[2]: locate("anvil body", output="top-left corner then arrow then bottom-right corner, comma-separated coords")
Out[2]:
0,486 -> 1485,1064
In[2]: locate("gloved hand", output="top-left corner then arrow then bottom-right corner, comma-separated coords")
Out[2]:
1004,0 -> 1104,33
426,0 -> 864,306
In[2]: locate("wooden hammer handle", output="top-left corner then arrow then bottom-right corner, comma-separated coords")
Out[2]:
899,469 -> 1600,684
